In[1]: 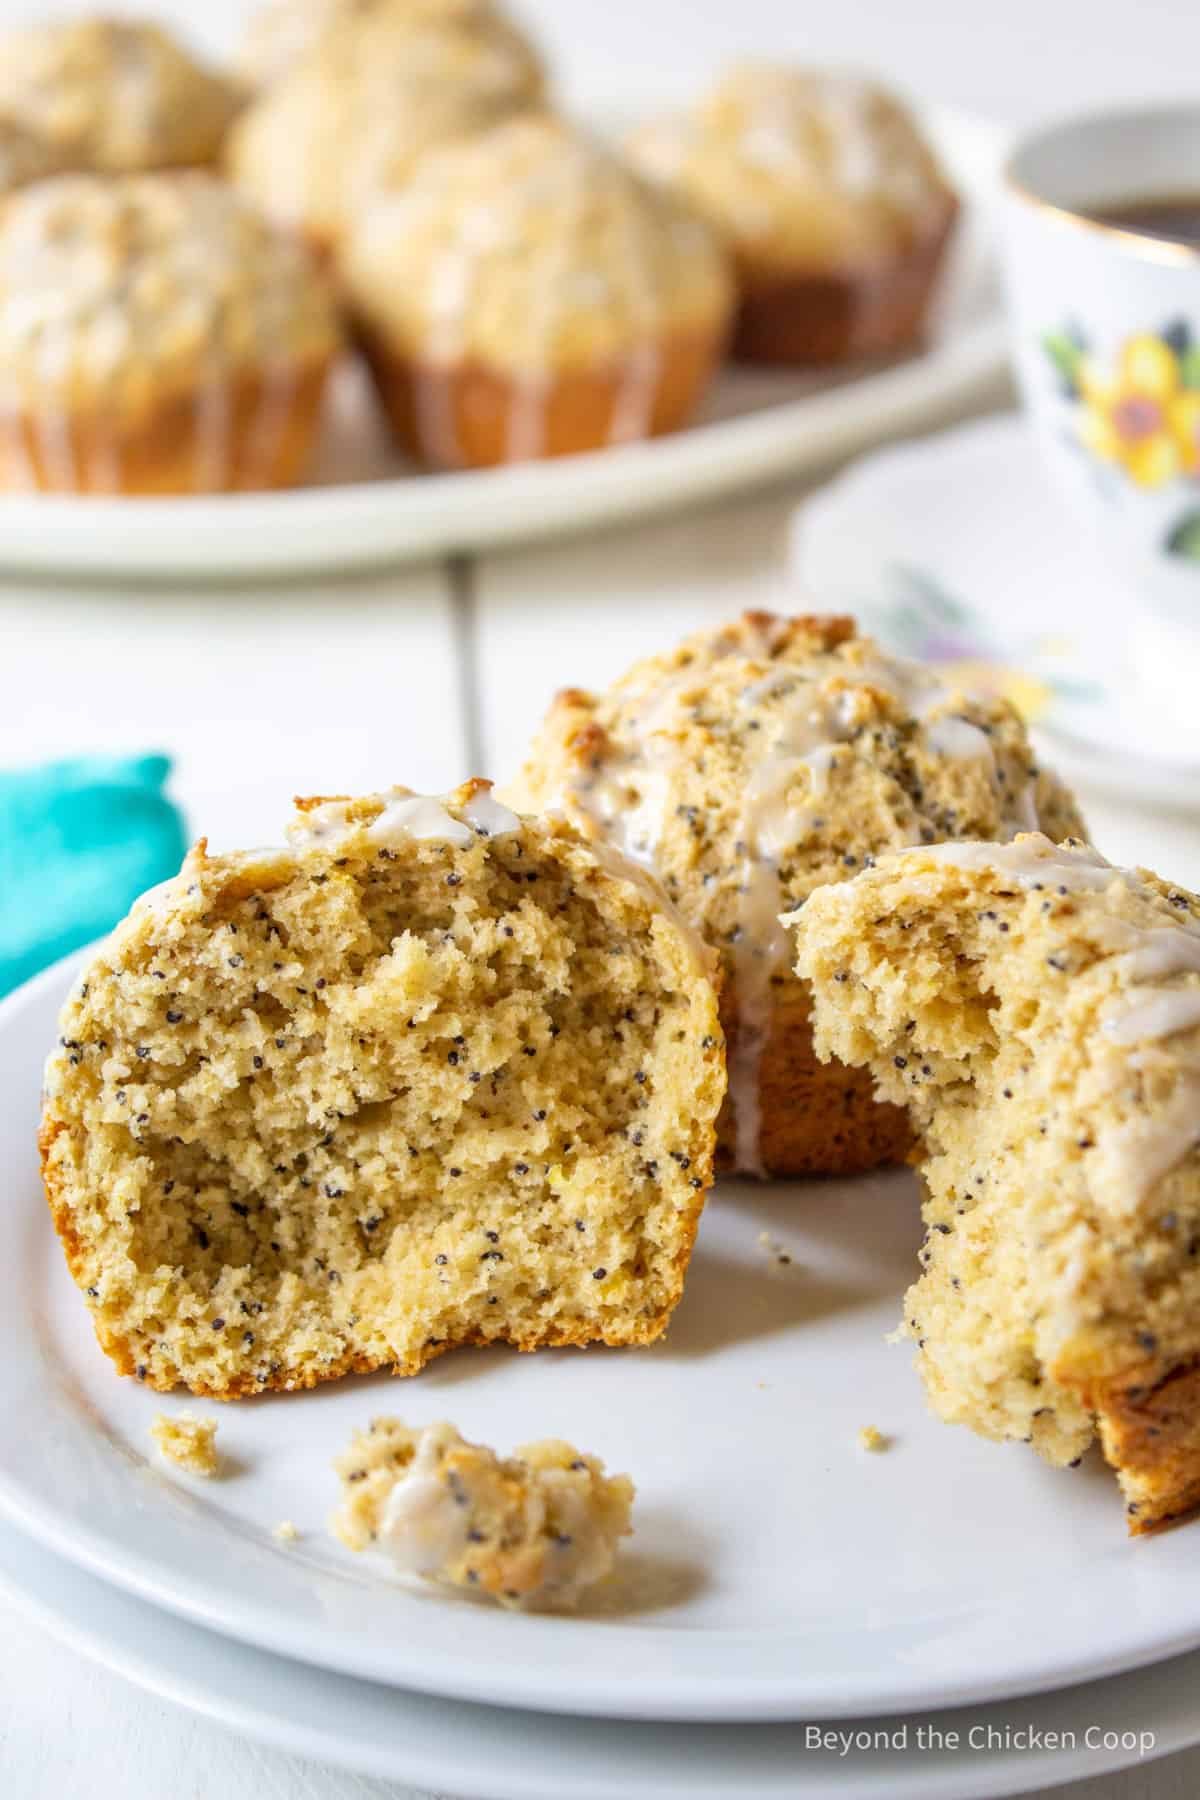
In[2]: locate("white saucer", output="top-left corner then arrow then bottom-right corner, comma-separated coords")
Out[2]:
8,953 -> 1200,1725
0,109 -> 1005,580
3,1513 -> 1197,1800
792,413 -> 1200,811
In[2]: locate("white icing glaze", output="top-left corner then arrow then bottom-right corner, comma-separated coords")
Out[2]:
1096,1075 -> 1200,1211
34,329 -> 77,493
606,178 -> 662,447
378,1424 -> 473,1576
1103,990 -> 1200,1046
919,835 -> 1119,890
368,794 -> 475,848
242,355 -> 299,490
924,715 -> 994,763
285,798 -> 355,844
416,197 -> 498,467
461,789 -> 520,837
287,791 -> 486,851
192,350 -> 232,494
1122,927 -> 1200,981
572,829 -> 713,984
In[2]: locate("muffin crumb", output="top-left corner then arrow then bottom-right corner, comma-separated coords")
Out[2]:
150,1411 -> 219,1476
332,1418 -> 633,1610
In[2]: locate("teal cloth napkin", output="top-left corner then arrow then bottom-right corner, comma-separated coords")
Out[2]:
0,754 -> 188,999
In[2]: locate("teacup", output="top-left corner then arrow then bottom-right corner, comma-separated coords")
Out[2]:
1002,106 -> 1200,720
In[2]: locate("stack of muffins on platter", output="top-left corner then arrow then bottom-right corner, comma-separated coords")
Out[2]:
0,15 -> 340,494
0,5 -> 961,492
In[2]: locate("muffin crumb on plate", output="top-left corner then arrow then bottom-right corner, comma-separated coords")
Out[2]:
332,1417 -> 634,1610
150,1411 -> 220,1476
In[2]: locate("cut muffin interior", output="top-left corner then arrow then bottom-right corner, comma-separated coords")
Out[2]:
41,782 -> 724,1398
790,834 -> 1200,1531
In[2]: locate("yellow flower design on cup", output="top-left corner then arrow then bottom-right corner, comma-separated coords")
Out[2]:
1077,334 -> 1200,487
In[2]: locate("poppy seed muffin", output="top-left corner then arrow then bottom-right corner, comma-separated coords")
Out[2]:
226,0 -> 545,250
0,171 -> 341,494
333,1417 -> 633,1608
0,18 -> 240,175
40,782 -> 724,1398
505,613 -> 1084,1178
342,114 -> 733,469
628,65 -> 958,363
791,834 -> 1200,1532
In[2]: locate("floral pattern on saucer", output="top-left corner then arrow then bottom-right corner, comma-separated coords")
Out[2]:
866,562 -> 1104,726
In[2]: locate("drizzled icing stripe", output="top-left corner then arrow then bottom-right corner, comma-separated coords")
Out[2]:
243,357 -> 300,489
34,330 -> 77,493
288,789 -> 522,852
193,347 -> 233,494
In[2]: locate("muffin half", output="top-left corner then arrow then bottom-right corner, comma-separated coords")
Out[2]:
342,115 -> 734,469
791,835 -> 1200,1532
505,613 -> 1084,1178
40,782 -> 724,1397
0,171 -> 341,494
628,65 -> 958,364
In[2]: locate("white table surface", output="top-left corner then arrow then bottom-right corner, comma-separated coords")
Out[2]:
5,5 -> 1200,1789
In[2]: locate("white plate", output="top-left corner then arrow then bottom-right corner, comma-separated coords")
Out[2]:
791,412 -> 1200,811
3,1514 -> 1198,1800
8,955 -> 1200,1723
0,109 -> 1007,580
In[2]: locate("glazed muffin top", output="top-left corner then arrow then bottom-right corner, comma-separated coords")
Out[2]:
0,114 -> 71,196
342,114 -> 734,375
236,0 -> 510,89
227,1 -> 545,244
504,612 -> 1084,1173
0,18 -> 241,174
628,64 -> 956,273
0,172 -> 341,418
